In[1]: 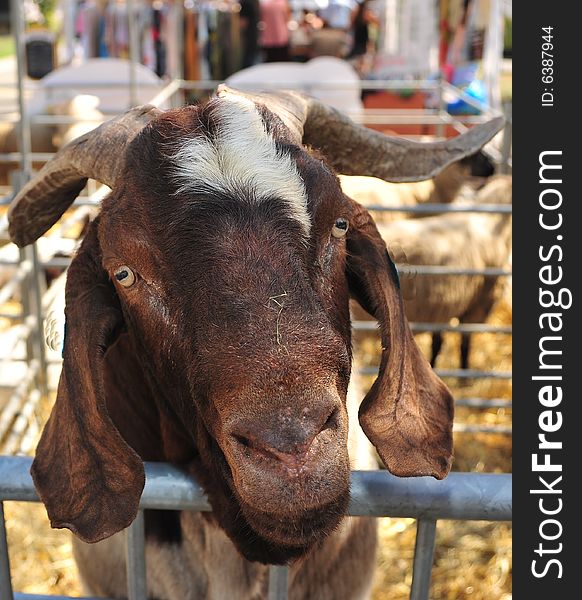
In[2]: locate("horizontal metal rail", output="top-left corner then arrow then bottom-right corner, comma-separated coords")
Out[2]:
435,368 -> 512,380
149,79 -> 183,108
0,256 -> 512,279
453,423 -> 512,435
0,77 -> 492,95
51,261 -> 508,277
0,318 -> 34,361
0,114 -> 104,126
0,262 -> 31,305
0,362 -> 39,443
0,214 -> 8,237
0,456 -> 511,521
14,595 -> 108,600
366,203 -> 512,214
352,321 -> 512,334
442,81 -> 493,116
356,113 -> 494,125
0,313 -> 21,321
0,195 -> 103,209
455,397 -> 512,409
398,265 -> 511,276
177,79 -> 444,92
0,148 -> 511,171
359,367 -> 512,380
0,152 -> 56,162
0,81 -> 162,90
2,389 -> 41,455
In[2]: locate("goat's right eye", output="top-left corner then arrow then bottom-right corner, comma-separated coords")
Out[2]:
331,218 -> 349,238
114,266 -> 136,288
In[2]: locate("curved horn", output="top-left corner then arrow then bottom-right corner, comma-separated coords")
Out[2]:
217,85 -> 504,183
9,104 -> 161,248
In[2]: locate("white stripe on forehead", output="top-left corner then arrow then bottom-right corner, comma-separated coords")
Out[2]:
172,95 -> 310,235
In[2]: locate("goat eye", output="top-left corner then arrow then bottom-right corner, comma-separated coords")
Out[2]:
113,266 -> 136,288
331,218 -> 349,238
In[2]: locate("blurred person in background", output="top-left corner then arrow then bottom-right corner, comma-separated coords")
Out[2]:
347,0 -> 379,74
240,0 -> 260,68
308,15 -> 351,59
318,0 -> 356,30
288,9 -> 320,62
349,0 -> 377,58
258,0 -> 291,62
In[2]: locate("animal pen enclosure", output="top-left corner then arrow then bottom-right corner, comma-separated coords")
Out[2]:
0,2 -> 512,599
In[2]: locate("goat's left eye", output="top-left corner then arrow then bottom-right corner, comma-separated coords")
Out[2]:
331,218 -> 349,238
114,266 -> 136,288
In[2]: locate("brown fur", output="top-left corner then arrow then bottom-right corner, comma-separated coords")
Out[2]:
30,99 -> 453,596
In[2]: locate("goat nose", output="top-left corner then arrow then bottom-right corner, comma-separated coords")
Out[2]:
229,406 -> 339,468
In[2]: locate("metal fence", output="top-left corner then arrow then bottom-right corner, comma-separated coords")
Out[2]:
0,456 -> 511,600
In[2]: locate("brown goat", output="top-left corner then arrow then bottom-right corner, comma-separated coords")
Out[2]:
8,87 -> 503,599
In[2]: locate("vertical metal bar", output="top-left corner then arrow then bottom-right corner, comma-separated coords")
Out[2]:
126,510 -> 147,600
268,565 -> 289,600
174,0 -> 185,82
25,244 -> 48,399
500,101 -> 512,174
409,519 -> 437,600
62,0 -> 76,64
12,1 -> 48,400
11,0 -> 32,177
127,0 -> 140,108
17,246 -> 35,380
0,503 -> 14,600
435,75 -> 446,139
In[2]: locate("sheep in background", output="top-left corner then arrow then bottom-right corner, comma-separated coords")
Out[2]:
351,175 -> 512,370
339,151 -> 495,223
47,94 -> 105,148
0,94 -> 104,185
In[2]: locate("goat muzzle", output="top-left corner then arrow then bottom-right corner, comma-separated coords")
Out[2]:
220,392 -> 350,517
228,405 -> 340,476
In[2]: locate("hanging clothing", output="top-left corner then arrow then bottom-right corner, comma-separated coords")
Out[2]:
259,0 -> 290,54
258,0 -> 290,62
183,9 -> 196,80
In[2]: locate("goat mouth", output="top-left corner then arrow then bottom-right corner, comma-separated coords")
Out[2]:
225,426 -> 350,516
231,431 -> 320,476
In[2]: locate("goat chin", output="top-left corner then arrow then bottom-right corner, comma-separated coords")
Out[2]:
240,492 -> 350,550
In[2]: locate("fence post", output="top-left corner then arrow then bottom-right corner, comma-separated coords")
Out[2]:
127,0 -> 139,108
126,510 -> 147,600
0,503 -> 14,600
268,565 -> 289,600
409,519 -> 437,600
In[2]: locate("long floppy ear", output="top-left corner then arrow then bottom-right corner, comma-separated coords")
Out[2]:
346,198 -> 454,479
31,219 -> 144,543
